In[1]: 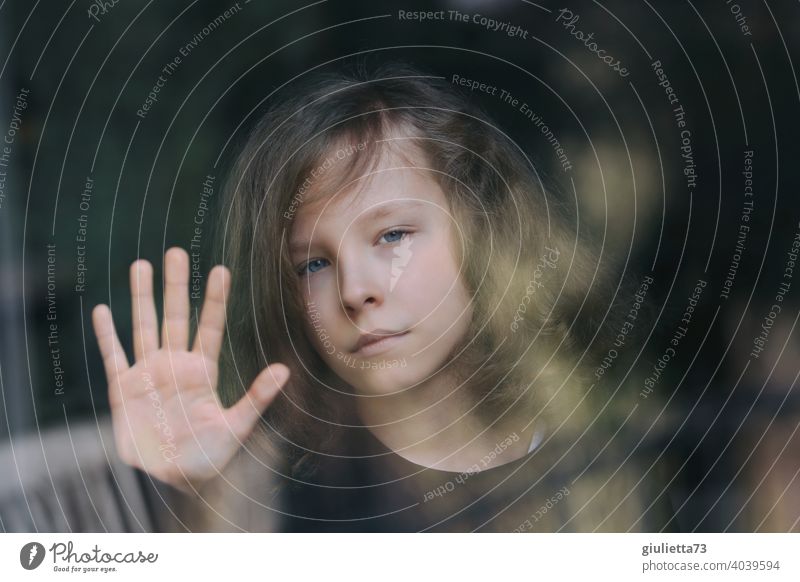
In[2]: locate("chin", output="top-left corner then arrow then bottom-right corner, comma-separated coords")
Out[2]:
339,361 -> 423,396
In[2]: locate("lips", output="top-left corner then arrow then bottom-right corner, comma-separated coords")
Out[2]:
352,328 -> 409,356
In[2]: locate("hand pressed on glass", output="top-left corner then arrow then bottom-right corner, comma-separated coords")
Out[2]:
91,247 -> 290,495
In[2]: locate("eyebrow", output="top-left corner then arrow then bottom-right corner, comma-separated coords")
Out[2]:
289,200 -> 425,254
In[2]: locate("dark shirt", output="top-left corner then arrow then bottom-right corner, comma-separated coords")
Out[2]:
279,425 -> 676,532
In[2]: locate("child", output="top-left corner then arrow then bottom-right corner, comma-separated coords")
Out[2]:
92,61 -> 667,531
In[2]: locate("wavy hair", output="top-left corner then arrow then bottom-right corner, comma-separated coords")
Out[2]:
211,61 -> 643,483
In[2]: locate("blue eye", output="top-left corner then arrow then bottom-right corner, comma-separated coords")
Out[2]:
297,258 -> 329,276
380,229 -> 409,244
296,230 -> 411,276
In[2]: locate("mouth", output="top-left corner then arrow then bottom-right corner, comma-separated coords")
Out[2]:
352,329 -> 410,357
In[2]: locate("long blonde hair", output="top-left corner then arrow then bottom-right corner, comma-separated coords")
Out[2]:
211,61 -> 641,481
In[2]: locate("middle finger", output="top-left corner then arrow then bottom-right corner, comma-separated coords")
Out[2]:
162,247 -> 190,351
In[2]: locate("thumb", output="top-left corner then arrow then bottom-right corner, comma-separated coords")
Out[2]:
225,364 -> 290,441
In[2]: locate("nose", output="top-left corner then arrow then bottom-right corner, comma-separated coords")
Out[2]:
338,253 -> 384,314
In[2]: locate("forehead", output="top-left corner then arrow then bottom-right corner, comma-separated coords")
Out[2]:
291,144 -> 447,235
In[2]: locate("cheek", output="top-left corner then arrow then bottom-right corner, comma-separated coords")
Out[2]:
301,298 -> 344,358
399,238 -> 465,308
300,274 -> 339,324
422,238 -> 473,323
298,270 -> 330,303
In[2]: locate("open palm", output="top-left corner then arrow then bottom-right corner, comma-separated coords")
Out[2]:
92,248 -> 289,494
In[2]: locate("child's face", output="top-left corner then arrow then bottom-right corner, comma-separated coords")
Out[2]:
289,147 -> 474,396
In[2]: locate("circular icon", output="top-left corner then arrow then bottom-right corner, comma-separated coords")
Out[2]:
20,542 -> 46,570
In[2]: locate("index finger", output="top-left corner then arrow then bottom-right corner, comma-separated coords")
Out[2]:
191,265 -> 231,361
